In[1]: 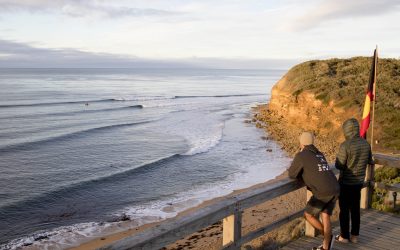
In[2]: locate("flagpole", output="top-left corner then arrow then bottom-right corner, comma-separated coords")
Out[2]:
370,46 -> 378,151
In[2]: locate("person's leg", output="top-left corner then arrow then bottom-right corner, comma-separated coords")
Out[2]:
339,185 -> 350,240
350,185 -> 362,239
305,196 -> 325,234
304,211 -> 324,232
321,212 -> 332,250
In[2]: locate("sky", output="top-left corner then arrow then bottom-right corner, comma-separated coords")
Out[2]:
0,0 -> 399,69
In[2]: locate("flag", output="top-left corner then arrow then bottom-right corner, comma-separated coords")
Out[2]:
360,48 -> 378,139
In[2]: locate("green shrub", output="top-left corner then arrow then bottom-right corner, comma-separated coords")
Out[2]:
375,167 -> 399,182
372,167 -> 400,214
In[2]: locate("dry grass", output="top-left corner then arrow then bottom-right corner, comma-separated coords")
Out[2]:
283,57 -> 400,151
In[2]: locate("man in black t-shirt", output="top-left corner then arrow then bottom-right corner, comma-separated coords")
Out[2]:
288,132 -> 340,250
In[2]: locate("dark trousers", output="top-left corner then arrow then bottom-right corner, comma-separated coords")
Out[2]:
339,184 -> 363,239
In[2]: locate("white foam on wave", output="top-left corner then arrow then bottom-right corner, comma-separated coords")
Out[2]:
140,101 -> 197,109
155,108 -> 227,156
114,140 -> 291,230
181,121 -> 224,156
114,119 -> 292,236
114,181 -> 235,228
0,221 -> 118,250
113,95 -> 174,102
1,105 -> 289,250
1,198 -> 207,250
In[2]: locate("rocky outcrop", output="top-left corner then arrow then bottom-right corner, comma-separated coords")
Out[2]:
255,56 -> 400,160
256,76 -> 357,162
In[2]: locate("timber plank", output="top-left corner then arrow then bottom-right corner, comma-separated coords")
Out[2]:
303,235 -> 392,250
362,219 -> 400,231
374,154 -> 400,169
99,178 -> 304,250
281,210 -> 400,250
361,222 -> 398,232
362,210 -> 400,221
361,224 -> 400,239
232,210 -> 304,247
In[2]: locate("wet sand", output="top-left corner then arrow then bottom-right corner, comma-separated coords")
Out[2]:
72,104 -> 341,250
71,174 -> 307,250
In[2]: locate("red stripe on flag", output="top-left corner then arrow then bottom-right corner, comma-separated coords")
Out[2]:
367,91 -> 373,101
359,48 -> 377,139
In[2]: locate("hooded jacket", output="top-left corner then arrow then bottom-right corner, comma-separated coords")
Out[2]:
289,144 -> 340,199
335,118 -> 374,185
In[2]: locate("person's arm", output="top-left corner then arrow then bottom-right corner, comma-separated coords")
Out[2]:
335,143 -> 348,170
288,154 -> 303,179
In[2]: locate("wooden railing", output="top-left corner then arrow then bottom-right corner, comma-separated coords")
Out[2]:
369,154 -> 400,210
98,154 -> 399,250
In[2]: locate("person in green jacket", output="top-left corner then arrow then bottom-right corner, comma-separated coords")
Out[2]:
335,118 -> 374,244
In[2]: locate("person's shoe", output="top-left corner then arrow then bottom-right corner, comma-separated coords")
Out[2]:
335,234 -> 349,243
312,245 -> 325,250
350,235 -> 358,244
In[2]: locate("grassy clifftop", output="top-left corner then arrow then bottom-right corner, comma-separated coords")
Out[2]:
282,57 -> 400,151
252,57 -> 400,248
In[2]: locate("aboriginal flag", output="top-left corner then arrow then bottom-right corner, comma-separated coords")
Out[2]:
360,48 -> 378,139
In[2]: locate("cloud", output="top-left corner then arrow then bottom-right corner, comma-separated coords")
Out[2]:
183,57 -> 299,70
0,39 -> 296,69
0,0 -> 178,18
0,39 -> 189,68
287,0 -> 400,31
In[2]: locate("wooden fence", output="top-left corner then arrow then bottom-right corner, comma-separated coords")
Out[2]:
99,154 -> 400,250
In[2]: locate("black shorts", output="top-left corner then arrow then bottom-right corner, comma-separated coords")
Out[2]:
305,195 -> 337,217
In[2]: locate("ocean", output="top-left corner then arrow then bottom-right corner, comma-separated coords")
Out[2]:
0,68 -> 291,249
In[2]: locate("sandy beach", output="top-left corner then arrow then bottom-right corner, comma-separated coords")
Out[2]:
71,103 -> 343,250
72,175 -> 307,250
82,57 -> 400,250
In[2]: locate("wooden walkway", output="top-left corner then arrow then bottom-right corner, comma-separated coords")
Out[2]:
281,210 -> 400,250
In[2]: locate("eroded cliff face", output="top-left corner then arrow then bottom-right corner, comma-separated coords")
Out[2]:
255,75 -> 359,162
270,75 -> 357,134
256,56 -> 400,160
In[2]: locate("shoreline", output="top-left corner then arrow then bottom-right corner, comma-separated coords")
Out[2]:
2,100 -> 296,250
71,105 -> 309,250
254,104 -> 339,161
72,172 -> 307,250
73,57 -> 398,249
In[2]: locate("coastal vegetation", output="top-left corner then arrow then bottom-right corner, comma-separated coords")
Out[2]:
285,57 -> 400,151
277,57 -> 400,214
255,56 -> 400,248
372,166 -> 400,214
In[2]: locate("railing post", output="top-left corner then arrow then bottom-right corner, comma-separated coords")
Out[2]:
361,164 -> 374,209
305,190 -> 317,237
222,209 -> 242,249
